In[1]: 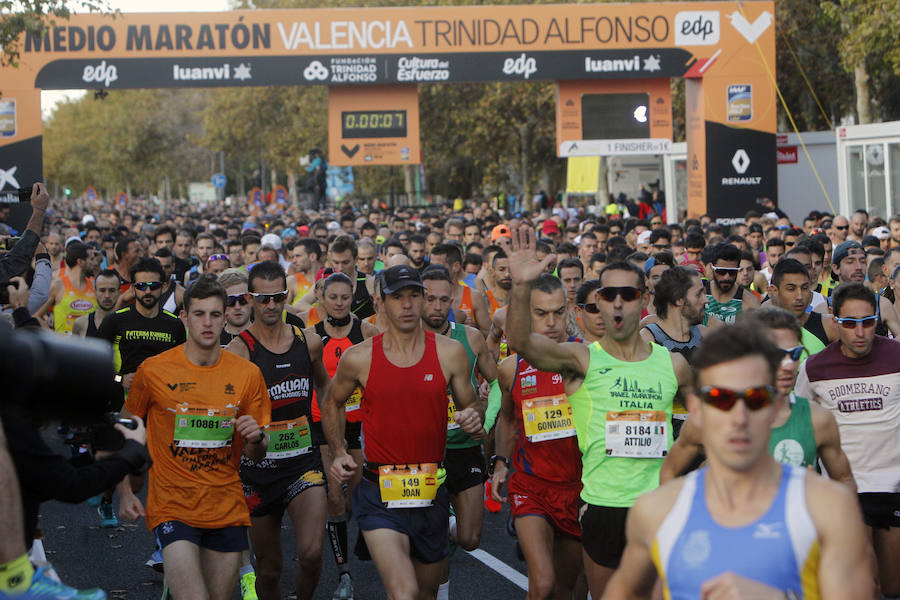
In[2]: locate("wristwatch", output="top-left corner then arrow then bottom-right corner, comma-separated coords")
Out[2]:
784,591 -> 800,600
256,430 -> 266,444
488,455 -> 509,475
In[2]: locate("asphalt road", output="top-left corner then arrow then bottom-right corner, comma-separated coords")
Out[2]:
37,462 -> 529,599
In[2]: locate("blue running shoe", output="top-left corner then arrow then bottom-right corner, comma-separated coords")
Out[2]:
8,566 -> 107,599
86,495 -> 102,508
97,500 -> 118,528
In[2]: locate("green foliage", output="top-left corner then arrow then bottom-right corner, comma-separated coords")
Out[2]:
0,0 -> 114,66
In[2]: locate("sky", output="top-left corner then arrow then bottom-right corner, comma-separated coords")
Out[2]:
40,0 -> 231,117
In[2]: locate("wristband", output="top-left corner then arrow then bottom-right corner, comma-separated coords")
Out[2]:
488,455 -> 509,475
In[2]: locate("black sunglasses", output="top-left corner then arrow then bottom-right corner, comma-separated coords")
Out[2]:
226,293 -> 249,307
133,281 -> 163,292
250,291 -> 288,304
579,302 -> 601,313
700,385 -> 776,411
597,286 -> 641,302
834,225 -> 849,230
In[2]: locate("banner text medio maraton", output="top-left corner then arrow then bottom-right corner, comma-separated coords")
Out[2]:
24,15 -> 671,54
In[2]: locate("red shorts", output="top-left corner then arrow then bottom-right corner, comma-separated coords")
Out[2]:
508,471 -> 581,540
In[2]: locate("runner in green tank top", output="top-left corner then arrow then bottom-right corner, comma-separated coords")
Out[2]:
420,266 -> 500,597
661,307 -> 855,491
505,226 -> 692,599
704,243 -> 760,325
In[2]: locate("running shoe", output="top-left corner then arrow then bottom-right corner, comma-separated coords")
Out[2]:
86,495 -> 102,508
144,548 -> 163,573
13,566 -> 107,599
332,572 -> 354,600
97,500 -> 118,528
240,571 -> 258,600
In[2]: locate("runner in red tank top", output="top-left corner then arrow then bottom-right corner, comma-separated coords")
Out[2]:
306,272 -> 378,599
492,273 -> 585,600
320,265 -> 483,599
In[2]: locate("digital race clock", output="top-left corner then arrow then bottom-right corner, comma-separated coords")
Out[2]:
341,110 -> 407,139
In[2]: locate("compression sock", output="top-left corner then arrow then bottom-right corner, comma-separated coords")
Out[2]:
239,564 -> 254,577
437,581 -> 450,600
0,554 -> 35,596
326,514 -> 350,574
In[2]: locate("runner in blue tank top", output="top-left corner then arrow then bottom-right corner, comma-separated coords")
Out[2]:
604,323 -> 873,599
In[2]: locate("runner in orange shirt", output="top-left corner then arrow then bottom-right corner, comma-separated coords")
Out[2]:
118,273 -> 271,600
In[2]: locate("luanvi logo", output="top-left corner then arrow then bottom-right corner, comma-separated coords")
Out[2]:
502,53 -> 536,79
0,166 -> 19,190
82,60 -> 118,87
172,63 -> 252,81
674,11 -> 720,46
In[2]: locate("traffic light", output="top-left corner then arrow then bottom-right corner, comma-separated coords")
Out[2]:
64,187 -> 71,196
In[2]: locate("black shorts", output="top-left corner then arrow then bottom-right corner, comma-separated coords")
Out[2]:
353,477 -> 450,564
154,520 -> 248,553
579,503 -> 629,568
311,420 -> 363,450
444,445 -> 486,495
858,493 -> 900,529
242,454 -> 326,518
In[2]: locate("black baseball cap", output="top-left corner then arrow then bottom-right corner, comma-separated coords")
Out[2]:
379,265 -> 425,296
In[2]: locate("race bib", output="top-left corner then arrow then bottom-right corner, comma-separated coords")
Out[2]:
173,404 -> 235,448
379,463 -> 439,508
265,416 -> 312,459
346,388 -> 363,413
522,394 -> 576,442
605,410 -> 668,458
447,396 -> 460,430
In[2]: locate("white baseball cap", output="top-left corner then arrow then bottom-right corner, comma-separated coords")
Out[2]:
260,233 -> 282,250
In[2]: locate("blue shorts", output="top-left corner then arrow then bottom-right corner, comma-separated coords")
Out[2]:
353,477 -> 450,564
154,520 -> 249,553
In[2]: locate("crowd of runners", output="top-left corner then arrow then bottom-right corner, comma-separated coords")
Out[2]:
1,182 -> 898,600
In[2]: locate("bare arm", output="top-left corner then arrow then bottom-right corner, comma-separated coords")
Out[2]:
468,327 -> 499,384
490,357 -> 517,503
806,475 -> 877,599
224,335 -> 250,359
471,288 -> 492,337
672,352 -> 694,405
878,295 -> 900,337
32,278 -> 61,319
360,320 -> 380,339
72,315 -> 88,337
811,404 -> 856,492
486,307 -> 506,361
659,417 -> 703,484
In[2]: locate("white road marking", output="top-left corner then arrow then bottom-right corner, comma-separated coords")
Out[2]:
465,548 -> 529,591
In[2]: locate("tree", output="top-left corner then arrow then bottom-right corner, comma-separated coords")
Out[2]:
1,0 -> 113,66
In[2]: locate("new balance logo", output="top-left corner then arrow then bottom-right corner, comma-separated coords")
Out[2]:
424,374 -> 434,381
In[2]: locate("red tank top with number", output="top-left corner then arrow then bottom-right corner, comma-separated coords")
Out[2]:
310,320 -> 364,423
363,331 -> 448,465
511,358 -> 582,484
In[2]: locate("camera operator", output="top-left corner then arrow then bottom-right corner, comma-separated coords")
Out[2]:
0,183 -> 50,286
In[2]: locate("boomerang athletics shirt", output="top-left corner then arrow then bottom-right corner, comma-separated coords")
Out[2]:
97,306 -> 186,375
126,346 -> 270,530
795,336 -> 900,494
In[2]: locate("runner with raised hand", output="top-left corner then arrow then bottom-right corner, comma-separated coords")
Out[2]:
506,225 -> 691,598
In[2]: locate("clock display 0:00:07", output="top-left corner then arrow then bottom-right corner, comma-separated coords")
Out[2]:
341,110 -> 407,139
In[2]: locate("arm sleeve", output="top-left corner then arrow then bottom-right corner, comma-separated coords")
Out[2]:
483,378 -> 502,433
0,230 -> 39,283
27,257 -> 52,315
124,364 -> 151,419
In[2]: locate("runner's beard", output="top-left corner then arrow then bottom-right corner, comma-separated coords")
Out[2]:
715,277 -> 735,293
139,294 -> 160,309
423,313 -> 448,330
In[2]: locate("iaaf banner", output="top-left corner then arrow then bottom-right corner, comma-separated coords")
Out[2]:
3,3 -> 749,90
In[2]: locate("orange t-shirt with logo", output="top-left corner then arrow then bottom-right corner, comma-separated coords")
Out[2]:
126,346 -> 271,531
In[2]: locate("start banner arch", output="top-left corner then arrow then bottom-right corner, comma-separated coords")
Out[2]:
0,1 -> 775,221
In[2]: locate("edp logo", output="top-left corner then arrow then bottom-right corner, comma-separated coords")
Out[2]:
674,11 -> 720,46
82,60 -> 118,87
502,54 -> 537,80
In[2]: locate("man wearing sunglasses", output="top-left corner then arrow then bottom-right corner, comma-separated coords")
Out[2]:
506,226 -> 691,598
661,307 -> 855,488
606,323 -> 872,599
574,280 -> 606,344
97,257 -> 186,395
796,282 -> 900,596
226,261 -> 331,600
830,215 -> 850,244
814,240 -> 900,337
704,243 -> 760,325
218,269 -> 252,347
